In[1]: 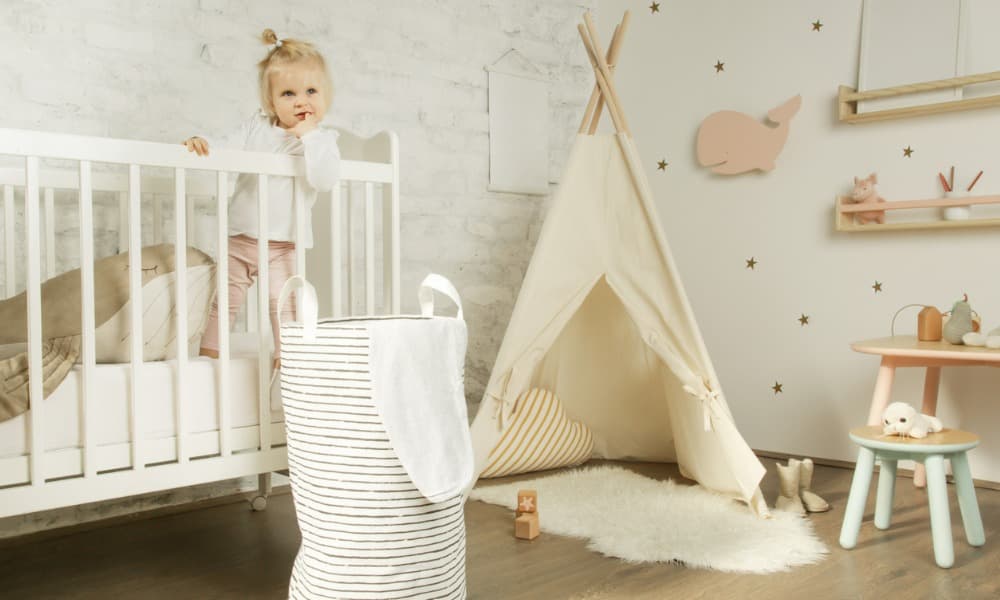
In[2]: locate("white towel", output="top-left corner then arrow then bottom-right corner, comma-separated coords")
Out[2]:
368,317 -> 474,502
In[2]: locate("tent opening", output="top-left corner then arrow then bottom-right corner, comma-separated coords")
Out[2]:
529,276 -> 689,463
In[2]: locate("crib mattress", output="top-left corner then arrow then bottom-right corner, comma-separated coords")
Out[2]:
0,352 -> 283,459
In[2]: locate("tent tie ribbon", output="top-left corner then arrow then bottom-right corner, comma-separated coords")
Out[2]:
492,394 -> 515,429
683,382 -> 720,432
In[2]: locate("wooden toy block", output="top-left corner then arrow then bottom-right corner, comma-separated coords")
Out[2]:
516,489 -> 537,516
514,512 -> 540,541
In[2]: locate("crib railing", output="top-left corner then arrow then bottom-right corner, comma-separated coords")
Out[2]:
0,126 -> 399,516
0,164 -> 220,276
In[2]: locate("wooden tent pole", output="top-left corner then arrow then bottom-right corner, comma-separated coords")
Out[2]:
578,22 -> 622,134
582,12 -> 631,135
588,11 -> 630,134
577,26 -> 623,134
577,25 -> 621,133
579,16 -> 649,235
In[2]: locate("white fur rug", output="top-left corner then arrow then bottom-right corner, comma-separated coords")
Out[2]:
469,465 -> 827,573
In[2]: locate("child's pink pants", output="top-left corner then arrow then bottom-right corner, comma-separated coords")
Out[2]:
200,234 -> 296,356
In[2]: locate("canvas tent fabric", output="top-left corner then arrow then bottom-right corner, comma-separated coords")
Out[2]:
469,132 -> 768,515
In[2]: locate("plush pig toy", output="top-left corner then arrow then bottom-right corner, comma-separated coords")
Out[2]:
882,402 -> 943,439
850,173 -> 886,225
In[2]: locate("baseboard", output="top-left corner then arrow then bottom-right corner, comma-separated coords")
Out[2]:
755,449 -> 1000,492
0,478 -> 291,549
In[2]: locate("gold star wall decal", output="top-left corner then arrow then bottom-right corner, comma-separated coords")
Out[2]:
903,146 -> 914,157
745,257 -> 757,270
657,159 -> 668,170
872,281 -> 883,293
798,314 -> 810,326
772,382 -> 783,394
812,20 -> 823,31
649,2 -> 660,13
714,60 -> 725,73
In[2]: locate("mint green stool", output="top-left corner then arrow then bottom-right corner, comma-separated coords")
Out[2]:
839,426 -> 984,568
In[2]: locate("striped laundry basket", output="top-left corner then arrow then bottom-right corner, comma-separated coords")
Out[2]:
278,275 -> 470,600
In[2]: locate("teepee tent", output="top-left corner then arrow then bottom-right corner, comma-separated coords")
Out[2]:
469,11 -> 768,515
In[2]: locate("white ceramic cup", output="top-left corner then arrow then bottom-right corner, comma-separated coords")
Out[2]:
943,190 -> 971,221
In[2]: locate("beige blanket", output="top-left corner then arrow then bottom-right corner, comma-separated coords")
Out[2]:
0,245 -> 215,422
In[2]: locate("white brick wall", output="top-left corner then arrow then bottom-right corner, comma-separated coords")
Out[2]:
0,0 -> 596,534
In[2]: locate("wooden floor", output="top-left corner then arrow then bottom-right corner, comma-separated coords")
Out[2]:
1,460 -> 998,599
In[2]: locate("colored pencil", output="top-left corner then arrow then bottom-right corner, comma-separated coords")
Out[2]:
938,172 -> 951,192
967,170 -> 984,192
950,166 -> 955,190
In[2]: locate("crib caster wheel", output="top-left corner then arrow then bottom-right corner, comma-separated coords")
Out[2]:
250,495 -> 268,511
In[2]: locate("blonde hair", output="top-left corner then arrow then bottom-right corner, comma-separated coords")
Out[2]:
258,29 -> 333,119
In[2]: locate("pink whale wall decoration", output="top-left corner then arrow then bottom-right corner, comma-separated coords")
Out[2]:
696,94 -> 802,175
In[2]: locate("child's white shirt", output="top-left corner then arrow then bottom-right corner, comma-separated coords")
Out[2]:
202,111 -> 341,249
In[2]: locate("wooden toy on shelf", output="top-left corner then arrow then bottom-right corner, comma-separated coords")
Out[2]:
936,167 -> 984,221
848,173 -> 886,224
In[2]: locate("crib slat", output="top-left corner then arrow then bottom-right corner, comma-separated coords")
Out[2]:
216,171 -> 231,457
186,195 -> 196,251
153,194 -> 163,244
380,185 -> 391,315
331,183 -> 343,317
25,157 -> 44,487
257,174 -> 271,453
44,187 -> 54,279
79,161 -> 97,478
128,164 -> 144,471
3,184 -> 13,297
174,168 -> 188,464
118,191 -> 128,254
346,184 -> 355,313
294,177 -> 307,279
387,144 -> 400,313
293,178 -> 307,325
364,181 -> 375,314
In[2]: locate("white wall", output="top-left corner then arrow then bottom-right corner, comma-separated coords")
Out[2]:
598,0 -> 1000,481
0,0 -> 595,536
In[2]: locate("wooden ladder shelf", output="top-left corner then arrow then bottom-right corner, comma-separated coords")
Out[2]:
838,70 -> 1000,124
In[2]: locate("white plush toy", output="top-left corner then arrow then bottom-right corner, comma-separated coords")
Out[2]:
962,325 -> 1000,349
882,402 -> 943,439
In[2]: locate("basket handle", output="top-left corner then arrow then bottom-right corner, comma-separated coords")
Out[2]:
418,274 -> 463,321
277,275 -> 318,341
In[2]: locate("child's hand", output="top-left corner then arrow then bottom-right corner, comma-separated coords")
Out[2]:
183,136 -> 210,156
289,114 -> 319,139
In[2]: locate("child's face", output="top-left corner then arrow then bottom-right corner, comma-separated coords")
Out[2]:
269,62 -> 329,129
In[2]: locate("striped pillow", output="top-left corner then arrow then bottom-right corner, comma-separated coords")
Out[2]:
481,388 -> 593,478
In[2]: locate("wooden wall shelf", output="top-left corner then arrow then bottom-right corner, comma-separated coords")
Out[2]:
838,70 -> 1000,124
835,195 -> 1000,232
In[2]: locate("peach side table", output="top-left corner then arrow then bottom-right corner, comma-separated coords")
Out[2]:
851,335 -> 1000,487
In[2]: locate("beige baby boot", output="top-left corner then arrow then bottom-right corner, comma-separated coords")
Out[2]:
775,459 -> 806,514
799,458 -> 830,513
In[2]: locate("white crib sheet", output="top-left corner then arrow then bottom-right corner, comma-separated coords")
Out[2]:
0,350 -> 283,459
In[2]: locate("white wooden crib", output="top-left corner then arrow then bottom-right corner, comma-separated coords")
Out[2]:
0,126 -> 400,520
